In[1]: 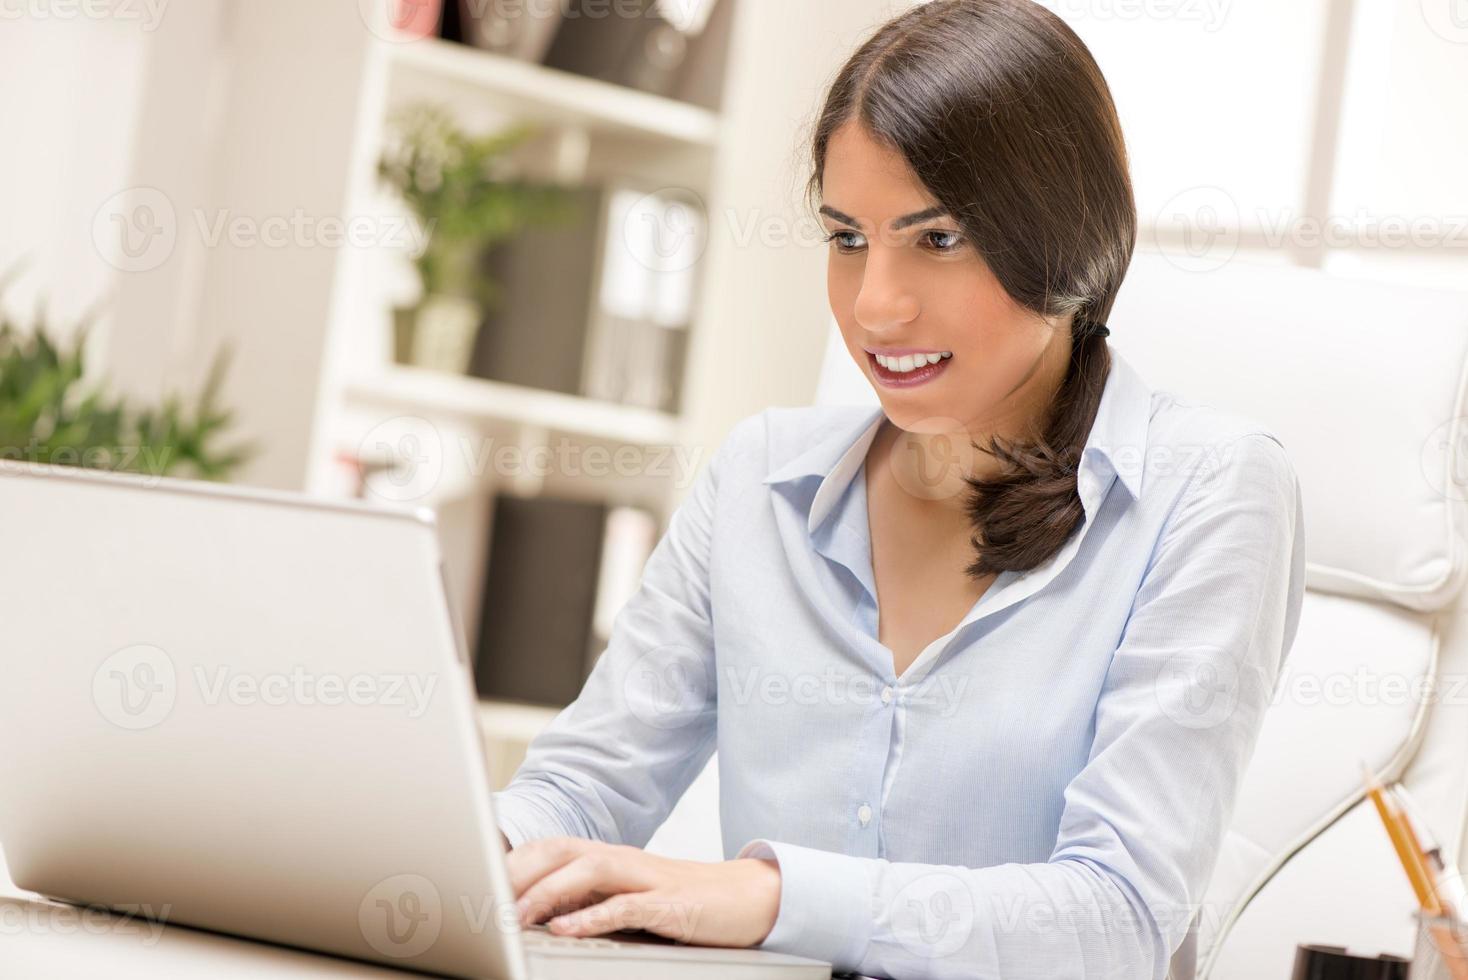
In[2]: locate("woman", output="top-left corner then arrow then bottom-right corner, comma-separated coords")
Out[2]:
496,1 -> 1305,977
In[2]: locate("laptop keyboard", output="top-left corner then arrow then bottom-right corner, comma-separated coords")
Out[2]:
520,926 -> 627,950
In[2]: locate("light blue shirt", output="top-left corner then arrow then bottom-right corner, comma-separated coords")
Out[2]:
493,349 -> 1306,979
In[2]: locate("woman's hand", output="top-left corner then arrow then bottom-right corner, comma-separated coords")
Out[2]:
505,836 -> 781,948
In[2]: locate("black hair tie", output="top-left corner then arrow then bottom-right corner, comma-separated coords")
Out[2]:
1076,316 -> 1110,339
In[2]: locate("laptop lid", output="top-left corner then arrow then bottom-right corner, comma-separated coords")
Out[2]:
0,461 -> 529,978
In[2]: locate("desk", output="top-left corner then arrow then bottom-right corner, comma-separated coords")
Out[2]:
0,891 -> 422,978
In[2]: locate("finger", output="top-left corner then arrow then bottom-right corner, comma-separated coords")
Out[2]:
504,836 -> 592,897
517,852 -> 645,926
547,892 -> 653,938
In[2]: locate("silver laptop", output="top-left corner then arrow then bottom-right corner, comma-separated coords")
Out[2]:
0,461 -> 830,979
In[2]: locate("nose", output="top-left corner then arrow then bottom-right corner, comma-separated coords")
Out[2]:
852,250 -> 921,332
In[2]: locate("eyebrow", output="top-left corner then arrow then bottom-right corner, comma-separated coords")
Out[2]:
819,204 -> 950,231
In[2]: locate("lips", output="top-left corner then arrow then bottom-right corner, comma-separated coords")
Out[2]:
867,350 -> 952,389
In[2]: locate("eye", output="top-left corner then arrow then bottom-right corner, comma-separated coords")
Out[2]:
822,229 -> 866,253
922,229 -> 964,253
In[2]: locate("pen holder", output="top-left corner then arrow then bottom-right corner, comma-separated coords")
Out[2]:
1411,911 -> 1468,980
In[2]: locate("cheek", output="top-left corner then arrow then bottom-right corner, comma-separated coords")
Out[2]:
827,258 -> 859,316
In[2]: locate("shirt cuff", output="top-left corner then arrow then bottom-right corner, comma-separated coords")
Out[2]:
492,790 -> 562,849
736,838 -> 874,970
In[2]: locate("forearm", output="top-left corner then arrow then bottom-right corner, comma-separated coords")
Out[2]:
739,840 -> 1177,979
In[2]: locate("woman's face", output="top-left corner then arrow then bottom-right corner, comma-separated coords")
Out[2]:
820,121 -> 1070,441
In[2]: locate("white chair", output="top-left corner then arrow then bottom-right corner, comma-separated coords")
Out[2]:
656,250 -> 1468,976
1107,252 -> 1468,977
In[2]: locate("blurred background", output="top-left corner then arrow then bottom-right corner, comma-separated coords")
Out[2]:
0,0 -> 1464,791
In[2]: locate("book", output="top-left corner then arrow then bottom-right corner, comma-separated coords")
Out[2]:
472,494 -> 609,706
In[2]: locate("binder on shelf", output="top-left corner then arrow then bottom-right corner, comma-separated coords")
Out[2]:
455,0 -> 563,62
586,505 -> 660,674
473,494 -> 609,707
539,0 -> 727,108
581,184 -> 703,413
466,185 -> 603,396
472,493 -> 660,707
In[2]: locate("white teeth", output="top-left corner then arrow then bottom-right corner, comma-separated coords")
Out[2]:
874,351 -> 952,373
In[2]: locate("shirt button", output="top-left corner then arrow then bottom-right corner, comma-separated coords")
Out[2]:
857,804 -> 873,826
880,685 -> 893,705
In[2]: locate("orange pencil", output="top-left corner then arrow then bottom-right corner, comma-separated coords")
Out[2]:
1362,762 -> 1441,914
1362,763 -> 1468,979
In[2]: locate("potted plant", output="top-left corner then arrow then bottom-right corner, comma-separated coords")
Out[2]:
378,106 -> 574,374
0,302 -> 255,480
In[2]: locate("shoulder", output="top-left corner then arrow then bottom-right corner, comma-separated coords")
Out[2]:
716,403 -> 881,474
1142,389 -> 1300,518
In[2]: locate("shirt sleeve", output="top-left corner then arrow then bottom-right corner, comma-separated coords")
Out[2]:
493,416 -> 751,850
737,431 -> 1307,979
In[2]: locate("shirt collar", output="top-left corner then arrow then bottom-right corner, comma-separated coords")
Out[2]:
762,348 -> 1153,536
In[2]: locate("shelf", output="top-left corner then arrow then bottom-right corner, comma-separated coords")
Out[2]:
343,365 -> 682,446
479,698 -> 565,741
385,37 -> 721,149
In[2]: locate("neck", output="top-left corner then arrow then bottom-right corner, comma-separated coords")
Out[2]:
879,333 -> 1074,518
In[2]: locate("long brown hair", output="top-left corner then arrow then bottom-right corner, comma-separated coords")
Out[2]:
808,0 -> 1137,579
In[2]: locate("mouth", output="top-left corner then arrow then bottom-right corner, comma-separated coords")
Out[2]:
866,349 -> 953,389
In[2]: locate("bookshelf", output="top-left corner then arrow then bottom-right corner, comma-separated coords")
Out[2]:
343,366 -> 681,447
114,0 -> 891,722
298,4 -> 748,648
385,37 -> 722,149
